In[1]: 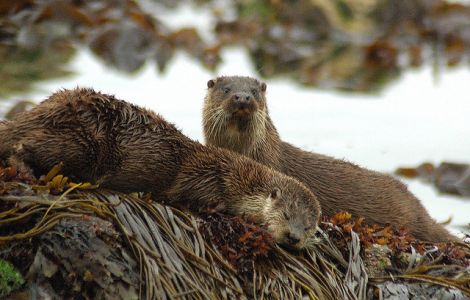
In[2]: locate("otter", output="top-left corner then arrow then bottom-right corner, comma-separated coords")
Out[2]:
0,88 -> 320,249
202,76 -> 455,243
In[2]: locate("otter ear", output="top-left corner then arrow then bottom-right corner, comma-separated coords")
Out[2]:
207,79 -> 215,88
270,188 -> 281,200
260,82 -> 267,92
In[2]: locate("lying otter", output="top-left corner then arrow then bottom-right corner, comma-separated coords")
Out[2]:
0,88 -> 320,249
202,76 -> 456,243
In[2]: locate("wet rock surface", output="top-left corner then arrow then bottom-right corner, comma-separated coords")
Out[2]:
1,0 -> 470,97
397,162 -> 470,199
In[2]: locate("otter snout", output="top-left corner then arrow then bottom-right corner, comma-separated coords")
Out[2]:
231,92 -> 255,111
287,232 -> 301,245
232,92 -> 253,103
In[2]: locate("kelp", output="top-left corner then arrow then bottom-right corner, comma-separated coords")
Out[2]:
0,191 -> 355,299
0,161 -> 353,299
0,163 -> 469,299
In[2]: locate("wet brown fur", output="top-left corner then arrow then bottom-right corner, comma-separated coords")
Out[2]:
203,76 -> 456,243
0,88 -> 320,249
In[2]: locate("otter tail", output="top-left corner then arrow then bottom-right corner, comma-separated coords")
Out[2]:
415,216 -> 459,243
429,223 -> 459,243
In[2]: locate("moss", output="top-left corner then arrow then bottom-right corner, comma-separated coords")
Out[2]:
238,0 -> 274,21
0,259 -> 24,298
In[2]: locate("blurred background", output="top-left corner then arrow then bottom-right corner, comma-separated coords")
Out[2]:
0,0 -> 469,236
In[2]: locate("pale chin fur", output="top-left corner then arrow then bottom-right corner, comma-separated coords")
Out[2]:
204,108 -> 268,154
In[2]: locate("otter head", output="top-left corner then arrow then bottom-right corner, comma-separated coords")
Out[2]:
203,76 -> 268,144
262,181 -> 321,250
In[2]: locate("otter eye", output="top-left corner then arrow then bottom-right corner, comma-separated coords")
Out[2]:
283,212 -> 289,220
223,88 -> 231,94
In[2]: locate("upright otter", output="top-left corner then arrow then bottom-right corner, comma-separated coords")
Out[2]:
0,88 -> 320,249
203,76 -> 455,243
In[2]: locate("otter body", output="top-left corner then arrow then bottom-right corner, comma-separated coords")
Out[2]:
0,88 -> 320,249
203,76 -> 455,242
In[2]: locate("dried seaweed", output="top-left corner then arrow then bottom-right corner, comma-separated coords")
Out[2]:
321,211 -> 470,298
0,162 -> 469,299
199,211 -> 274,276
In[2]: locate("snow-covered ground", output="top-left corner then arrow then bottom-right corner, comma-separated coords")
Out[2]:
3,47 -> 469,237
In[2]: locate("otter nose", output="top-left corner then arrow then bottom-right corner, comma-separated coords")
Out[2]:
233,93 -> 252,103
287,233 -> 300,245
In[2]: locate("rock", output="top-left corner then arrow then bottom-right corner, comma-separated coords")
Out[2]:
364,244 -> 393,278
